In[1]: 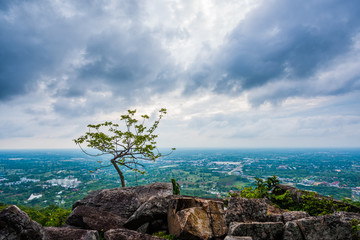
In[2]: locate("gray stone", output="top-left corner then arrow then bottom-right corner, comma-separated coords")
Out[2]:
224,236 -> 252,240
43,227 -> 99,240
124,195 -> 173,233
284,215 -> 353,240
267,211 -> 309,223
104,228 -> 164,240
0,205 -> 43,240
228,222 -> 284,240
282,221 -> 303,240
168,196 -> 227,240
136,222 -> 150,234
334,211 -> 360,222
66,182 -> 172,230
66,206 -> 126,231
282,211 -> 309,223
266,214 -> 283,222
225,197 -> 268,224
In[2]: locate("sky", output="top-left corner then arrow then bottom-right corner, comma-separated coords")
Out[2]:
0,0 -> 360,149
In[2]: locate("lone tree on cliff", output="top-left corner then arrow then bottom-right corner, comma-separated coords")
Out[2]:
74,108 -> 174,187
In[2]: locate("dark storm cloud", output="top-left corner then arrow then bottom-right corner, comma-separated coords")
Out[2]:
209,0 -> 360,102
2,0 -> 360,108
0,0 -> 175,107
0,0 -> 84,101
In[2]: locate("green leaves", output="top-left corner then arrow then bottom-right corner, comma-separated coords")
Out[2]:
73,108 -> 175,187
231,175 -> 281,199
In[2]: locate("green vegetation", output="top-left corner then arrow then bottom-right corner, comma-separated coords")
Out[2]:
171,178 -> 181,195
153,231 -> 178,240
0,203 -> 70,227
232,175 -> 279,199
351,219 -> 360,240
233,175 -> 360,216
1,149 -> 360,208
74,108 -> 175,187
270,190 -> 352,216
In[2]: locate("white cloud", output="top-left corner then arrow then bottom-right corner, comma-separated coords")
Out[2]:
0,0 -> 359,148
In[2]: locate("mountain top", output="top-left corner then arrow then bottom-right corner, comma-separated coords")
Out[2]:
1,182 -> 360,240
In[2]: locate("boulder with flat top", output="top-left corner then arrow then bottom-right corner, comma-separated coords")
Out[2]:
66,182 -> 172,231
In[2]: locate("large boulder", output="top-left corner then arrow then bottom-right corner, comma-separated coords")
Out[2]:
43,227 -> 99,240
228,222 -> 284,240
225,197 -> 268,224
124,196 -> 173,234
66,182 -> 172,231
104,228 -> 165,240
283,215 -> 352,240
0,205 -> 43,240
168,196 -> 227,240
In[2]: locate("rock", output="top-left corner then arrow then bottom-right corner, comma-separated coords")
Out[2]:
0,205 -> 43,240
43,227 -> 99,240
266,211 -> 309,223
224,236 -> 253,240
225,197 -> 268,224
228,222 -> 284,240
170,207 -> 212,239
282,221 -> 303,240
66,206 -> 126,231
283,215 -> 352,240
282,211 -> 309,223
124,196 -> 173,234
265,214 -> 283,222
104,228 -> 165,240
66,182 -> 172,230
266,202 -> 285,215
136,222 -> 150,234
168,196 -> 227,240
334,211 -> 360,222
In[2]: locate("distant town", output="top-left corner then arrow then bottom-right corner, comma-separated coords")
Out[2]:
1,149 -> 359,208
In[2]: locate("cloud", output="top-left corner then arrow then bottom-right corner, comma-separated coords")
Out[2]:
0,0 -> 177,112
191,0 -> 360,104
1,0 -> 360,148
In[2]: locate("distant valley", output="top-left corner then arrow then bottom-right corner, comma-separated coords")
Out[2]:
1,148 -> 359,208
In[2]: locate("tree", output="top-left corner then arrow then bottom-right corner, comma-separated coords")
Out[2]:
171,178 -> 181,195
74,108 -> 175,187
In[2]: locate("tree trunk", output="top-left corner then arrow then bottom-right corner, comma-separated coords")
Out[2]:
111,159 -> 126,187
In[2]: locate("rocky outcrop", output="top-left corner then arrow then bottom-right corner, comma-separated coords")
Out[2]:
168,196 -> 227,240
43,227 -> 99,240
275,184 -> 360,214
66,182 -> 172,231
2,182 -> 360,240
124,195 -> 173,234
228,222 -> 284,240
104,228 -> 164,240
0,205 -> 43,240
225,197 -> 268,224
283,215 -> 353,240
